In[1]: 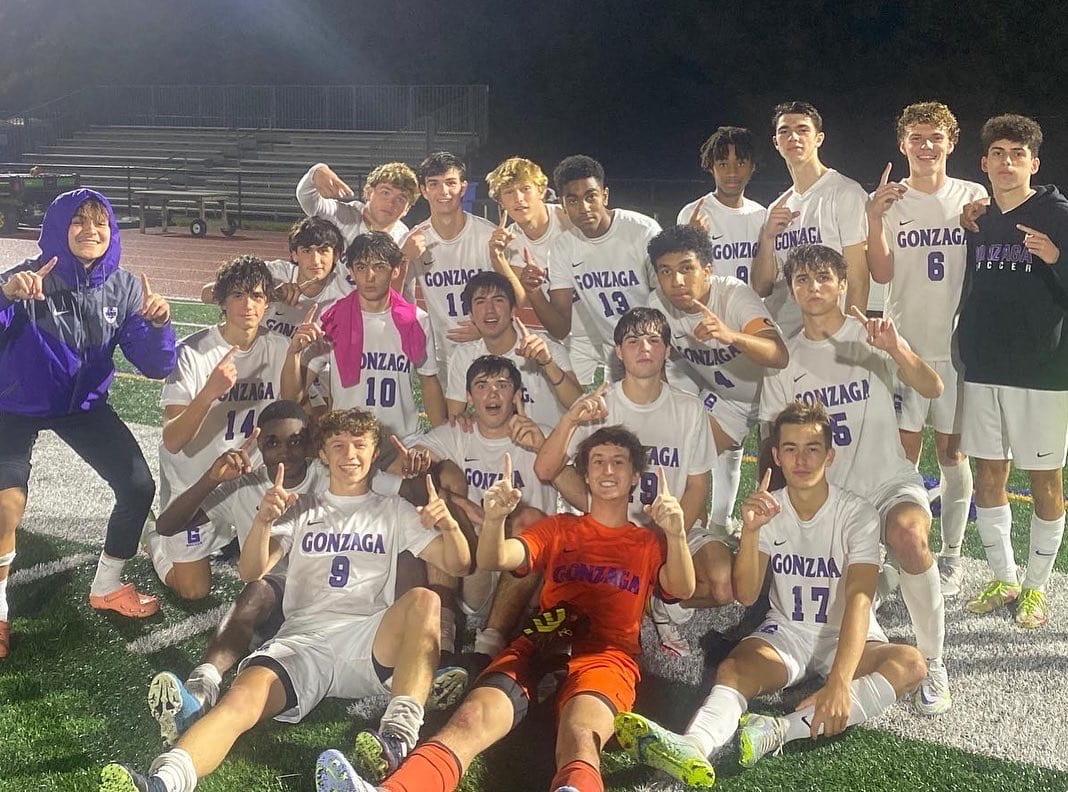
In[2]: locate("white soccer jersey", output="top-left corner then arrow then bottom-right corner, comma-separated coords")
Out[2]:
677,193 -> 767,285
271,490 -> 437,632
403,213 -> 497,360
548,209 -> 661,348
651,277 -> 777,410
296,165 -> 409,245
445,326 -> 574,429
880,178 -> 987,361
565,382 -> 716,527
759,318 -> 916,498
159,327 -> 290,506
409,423 -> 557,515
307,306 -> 438,440
261,259 -> 348,339
759,485 -> 881,632
766,170 -> 869,336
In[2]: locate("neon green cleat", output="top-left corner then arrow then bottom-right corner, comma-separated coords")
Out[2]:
738,713 -> 788,768
1015,588 -> 1049,629
965,580 -> 1020,614
613,711 -> 716,789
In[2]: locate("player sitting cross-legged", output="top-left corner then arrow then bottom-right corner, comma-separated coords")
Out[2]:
314,425 -> 696,792
100,408 -> 470,792
615,401 -> 926,788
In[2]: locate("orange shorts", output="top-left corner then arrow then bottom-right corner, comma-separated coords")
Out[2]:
476,637 -> 640,718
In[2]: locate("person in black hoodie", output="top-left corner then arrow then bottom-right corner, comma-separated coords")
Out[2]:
955,114 -> 1068,630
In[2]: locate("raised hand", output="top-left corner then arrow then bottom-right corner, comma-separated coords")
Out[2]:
448,410 -> 475,434
401,223 -> 430,265
848,305 -> 902,353
740,468 -> 781,533
272,277 -> 320,307
688,197 -> 711,236
1018,223 -> 1061,264
518,248 -> 547,291
289,303 -> 323,354
1,256 -> 57,301
311,164 -> 355,200
391,434 -> 431,479
565,381 -> 609,424
259,462 -> 298,523
418,473 -> 460,533
205,346 -> 239,400
960,197 -> 990,232
515,318 -> 552,366
482,452 -> 522,521
691,300 -> 737,345
866,162 -> 907,219
644,465 -> 685,538
509,391 -> 545,451
488,206 -> 516,259
761,193 -> 799,240
208,429 -> 260,482
445,318 -> 481,343
139,273 -> 171,326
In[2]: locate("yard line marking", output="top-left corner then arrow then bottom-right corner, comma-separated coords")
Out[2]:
9,553 -> 96,587
125,603 -> 230,655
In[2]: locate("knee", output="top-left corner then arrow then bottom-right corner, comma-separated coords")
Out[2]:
885,518 -> 930,568
898,647 -> 928,691
714,655 -> 743,687
117,463 -> 156,506
403,586 -> 442,626
233,579 -> 275,615
170,568 -> 211,601
0,487 -> 28,531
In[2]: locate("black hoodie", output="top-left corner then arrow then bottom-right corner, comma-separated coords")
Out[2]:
956,185 -> 1068,391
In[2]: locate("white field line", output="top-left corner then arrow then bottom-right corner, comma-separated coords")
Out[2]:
9,553 -> 96,587
125,603 -> 230,655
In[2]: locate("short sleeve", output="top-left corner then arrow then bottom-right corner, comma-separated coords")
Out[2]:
724,279 -> 776,336
545,334 -> 574,373
160,345 -> 200,407
515,514 -> 561,576
758,366 -> 791,422
398,498 -> 438,558
416,311 -> 440,376
445,345 -> 472,402
844,498 -> 882,567
837,183 -> 869,248
268,494 -> 314,556
686,400 -> 716,475
412,424 -> 460,463
266,259 -> 295,283
547,235 -> 576,292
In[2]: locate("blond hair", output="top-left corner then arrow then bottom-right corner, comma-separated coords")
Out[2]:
363,162 -> 418,205
315,408 -> 383,453
896,101 -> 960,144
485,157 -> 548,200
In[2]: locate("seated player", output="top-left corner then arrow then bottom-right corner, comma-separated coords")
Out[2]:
0,189 -> 175,646
101,408 -> 471,792
297,160 -> 416,247
314,425 -> 696,792
148,256 -> 296,601
759,244 -> 949,715
615,401 -> 926,787
446,272 -> 580,428
535,307 -> 718,657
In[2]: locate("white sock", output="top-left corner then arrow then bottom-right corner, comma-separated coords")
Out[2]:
710,448 -> 744,529
149,747 -> 198,792
186,663 -> 223,708
975,505 -> 1017,584
938,461 -> 973,558
784,672 -> 896,742
0,577 -> 8,622
898,563 -> 945,661
685,684 -> 747,757
1023,512 -> 1065,591
380,695 -> 425,754
145,528 -> 175,585
473,627 -> 505,657
89,552 -> 126,597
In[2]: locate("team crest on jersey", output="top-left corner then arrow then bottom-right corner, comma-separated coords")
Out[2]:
104,306 -> 119,324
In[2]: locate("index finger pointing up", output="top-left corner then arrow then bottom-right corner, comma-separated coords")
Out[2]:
502,452 -> 513,483
758,466 -> 772,492
879,162 -> 892,187
303,303 -> 319,324
140,272 -> 153,297
657,464 -> 669,497
240,427 -> 261,453
425,473 -> 438,500
274,462 -> 286,489
515,316 -> 531,338
690,197 -> 705,223
221,345 -> 239,365
773,191 -> 793,211
498,206 -> 509,228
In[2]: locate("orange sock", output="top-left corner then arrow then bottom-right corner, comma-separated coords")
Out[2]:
549,759 -> 603,792
381,741 -> 462,792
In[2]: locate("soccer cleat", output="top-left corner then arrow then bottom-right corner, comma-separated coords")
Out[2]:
965,580 -> 1021,615
1015,588 -> 1049,629
613,711 -> 716,789
914,658 -> 952,716
937,556 -> 964,598
148,671 -> 204,744
99,764 -> 166,792
427,665 -> 468,711
314,748 -> 380,792
738,713 -> 788,768
90,583 -> 160,618
352,729 -> 408,783
0,620 -> 10,659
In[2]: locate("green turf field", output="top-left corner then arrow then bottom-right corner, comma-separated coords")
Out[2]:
3,300 -> 1066,791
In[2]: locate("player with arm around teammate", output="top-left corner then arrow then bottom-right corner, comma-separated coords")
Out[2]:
314,425 -> 696,792
615,401 -> 926,788
101,409 -> 470,792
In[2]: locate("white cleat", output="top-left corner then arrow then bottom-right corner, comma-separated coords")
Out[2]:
937,556 -> 964,598
738,713 -> 788,767
915,658 -> 952,716
315,749 -> 380,792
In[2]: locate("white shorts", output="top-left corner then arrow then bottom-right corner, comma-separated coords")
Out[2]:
160,521 -> 235,564
749,613 -> 887,687
869,472 -> 932,541
896,359 -> 964,435
565,333 -> 604,386
698,388 -> 757,446
961,382 -> 1068,470
241,610 -> 390,723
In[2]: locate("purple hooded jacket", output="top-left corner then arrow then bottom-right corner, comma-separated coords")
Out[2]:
0,189 -> 177,417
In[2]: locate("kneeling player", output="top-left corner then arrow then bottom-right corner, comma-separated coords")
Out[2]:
101,409 -> 470,792
615,402 -> 925,787
315,426 -> 696,792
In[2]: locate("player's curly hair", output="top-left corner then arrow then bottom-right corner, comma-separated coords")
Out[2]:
364,161 -> 419,205
315,408 -> 382,454
574,425 -> 647,479
699,126 -> 756,172
485,157 -> 549,201
418,151 -> 467,187
553,155 -> 605,194
648,224 -> 714,269
613,306 -> 671,347
783,244 -> 847,286
772,101 -> 823,133
212,255 -> 274,306
343,232 -> 405,270
896,101 -> 960,144
771,399 -> 833,450
981,114 -> 1043,156
287,216 -> 344,255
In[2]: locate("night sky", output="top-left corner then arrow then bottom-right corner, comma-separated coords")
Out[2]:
2,0 -> 1066,202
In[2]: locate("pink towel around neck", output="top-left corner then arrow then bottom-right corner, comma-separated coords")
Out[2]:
320,289 -> 427,388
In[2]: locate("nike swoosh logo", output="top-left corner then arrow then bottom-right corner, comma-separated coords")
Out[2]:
571,260 -> 584,268
920,689 -> 938,705
308,520 -> 324,526
672,333 -> 687,340
793,374 -> 806,382
1035,550 -> 1056,557
774,539 -> 787,546
463,456 -> 478,462
711,234 -> 724,240
801,715 -> 812,727
1037,452 -> 1053,458
899,220 -> 915,226
982,543 -> 996,549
